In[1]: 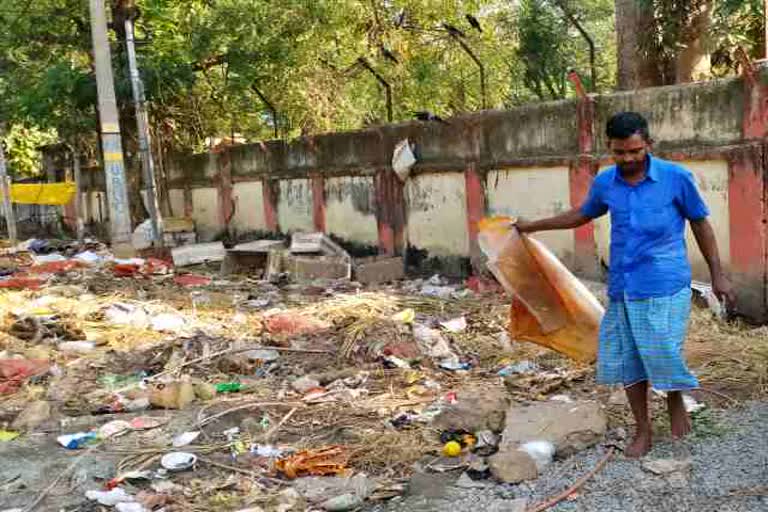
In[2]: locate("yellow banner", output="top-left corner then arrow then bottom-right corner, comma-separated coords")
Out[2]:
10,182 -> 77,206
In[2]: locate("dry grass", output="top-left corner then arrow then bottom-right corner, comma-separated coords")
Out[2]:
687,307 -> 768,398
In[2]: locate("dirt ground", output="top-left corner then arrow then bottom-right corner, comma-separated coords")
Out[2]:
0,249 -> 766,512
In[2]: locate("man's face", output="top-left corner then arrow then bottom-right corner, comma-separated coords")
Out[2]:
608,133 -> 650,175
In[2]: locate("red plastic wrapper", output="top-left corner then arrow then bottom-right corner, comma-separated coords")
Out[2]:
0,359 -> 50,395
173,274 -> 211,287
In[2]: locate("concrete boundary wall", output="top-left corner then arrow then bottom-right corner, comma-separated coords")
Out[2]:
72,70 -> 768,321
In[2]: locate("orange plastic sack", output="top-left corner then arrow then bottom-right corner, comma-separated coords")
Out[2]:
478,217 -> 604,363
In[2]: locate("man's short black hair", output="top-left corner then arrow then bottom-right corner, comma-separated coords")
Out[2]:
606,112 -> 650,141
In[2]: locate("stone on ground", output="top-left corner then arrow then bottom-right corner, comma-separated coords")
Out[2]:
499,400 -> 607,457
433,385 -> 509,432
488,449 -> 539,483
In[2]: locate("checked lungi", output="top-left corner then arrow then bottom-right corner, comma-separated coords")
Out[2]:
597,286 -> 698,391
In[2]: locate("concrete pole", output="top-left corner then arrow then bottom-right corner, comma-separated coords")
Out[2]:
89,0 -> 133,253
125,18 -> 163,245
0,130 -> 17,243
72,148 -> 85,242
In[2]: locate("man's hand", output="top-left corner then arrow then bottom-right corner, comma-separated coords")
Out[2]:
712,272 -> 735,306
509,209 -> 590,234
513,217 -> 534,233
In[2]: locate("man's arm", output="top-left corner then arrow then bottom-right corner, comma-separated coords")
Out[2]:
690,218 -> 735,303
516,208 -> 592,233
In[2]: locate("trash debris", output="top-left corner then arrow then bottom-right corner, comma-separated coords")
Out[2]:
161,451 -> 198,471
391,308 -> 415,324
172,431 -> 201,447
174,274 -> 212,287
215,382 -> 244,393
149,381 -> 195,409
392,138 -> 416,181
497,360 -> 538,376
683,394 -> 706,413
478,216 -> 604,362
0,430 -> 20,442
149,313 -> 187,332
440,316 -> 467,333
0,359 -> 50,395
442,440 -> 462,457
58,431 -> 98,449
58,341 -> 97,354
265,313 -> 330,336
275,446 -> 349,479
519,440 -> 556,471
86,488 -> 135,506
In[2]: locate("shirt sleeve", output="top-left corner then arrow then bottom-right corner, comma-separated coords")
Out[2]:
579,180 -> 608,219
677,170 -> 710,221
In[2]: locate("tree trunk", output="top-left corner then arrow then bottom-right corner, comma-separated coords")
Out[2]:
614,0 -> 662,90
674,0 -> 713,83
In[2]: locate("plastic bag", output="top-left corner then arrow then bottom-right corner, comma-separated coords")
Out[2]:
392,138 -> 416,182
478,217 -> 603,363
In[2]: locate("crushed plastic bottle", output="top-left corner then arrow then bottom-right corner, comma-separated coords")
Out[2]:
57,431 -> 98,449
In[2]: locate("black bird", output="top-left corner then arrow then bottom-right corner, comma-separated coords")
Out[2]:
466,14 -> 482,33
380,46 -> 399,64
442,23 -> 466,38
414,111 -> 449,124
395,9 -> 406,27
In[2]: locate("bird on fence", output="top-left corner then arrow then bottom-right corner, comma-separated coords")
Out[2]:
413,111 -> 449,124
380,45 -> 399,64
394,8 -> 406,28
442,23 -> 466,38
466,14 -> 482,33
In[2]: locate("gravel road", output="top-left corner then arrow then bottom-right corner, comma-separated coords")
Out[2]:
368,402 -> 768,512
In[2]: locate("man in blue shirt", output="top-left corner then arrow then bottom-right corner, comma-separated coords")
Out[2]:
516,112 -> 733,457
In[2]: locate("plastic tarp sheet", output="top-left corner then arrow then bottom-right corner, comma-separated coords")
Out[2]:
478,217 -> 604,363
10,182 -> 76,205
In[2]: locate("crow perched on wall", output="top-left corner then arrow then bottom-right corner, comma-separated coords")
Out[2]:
380,46 -> 399,64
414,111 -> 449,124
466,14 -> 482,33
442,23 -> 466,38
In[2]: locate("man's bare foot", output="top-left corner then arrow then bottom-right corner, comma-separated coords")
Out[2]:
668,392 -> 692,439
625,429 -> 652,458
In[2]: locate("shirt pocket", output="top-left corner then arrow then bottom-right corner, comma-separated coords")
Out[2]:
633,204 -> 675,235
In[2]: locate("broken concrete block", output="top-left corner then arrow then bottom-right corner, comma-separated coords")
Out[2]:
284,256 -> 351,281
290,233 -> 350,259
488,449 -> 538,483
171,242 -> 226,267
499,401 -> 607,457
433,385 -> 509,432
354,256 -> 404,285
220,240 -> 286,277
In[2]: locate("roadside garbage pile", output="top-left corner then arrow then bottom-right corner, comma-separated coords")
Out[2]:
0,232 -> 633,512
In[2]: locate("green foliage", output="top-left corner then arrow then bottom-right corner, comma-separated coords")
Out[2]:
2,124 -> 57,177
1,0 -> 760,163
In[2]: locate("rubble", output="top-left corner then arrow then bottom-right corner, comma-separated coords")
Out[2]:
0,232 -> 725,511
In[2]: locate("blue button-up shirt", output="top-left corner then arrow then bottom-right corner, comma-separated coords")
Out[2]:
580,156 -> 710,300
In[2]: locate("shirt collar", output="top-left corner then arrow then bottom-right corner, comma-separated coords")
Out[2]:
613,155 -> 658,184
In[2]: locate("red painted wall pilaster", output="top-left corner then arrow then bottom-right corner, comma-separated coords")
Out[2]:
311,174 -> 326,233
261,178 -> 279,233
728,146 -> 767,319
217,150 -> 234,229
374,168 -> 406,256
570,96 -> 599,276
464,165 -> 485,268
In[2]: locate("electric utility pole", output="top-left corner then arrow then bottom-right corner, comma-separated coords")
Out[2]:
125,16 -> 163,244
0,126 -> 17,243
89,0 -> 133,252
